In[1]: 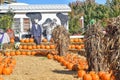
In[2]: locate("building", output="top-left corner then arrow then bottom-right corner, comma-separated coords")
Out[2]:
0,3 -> 71,39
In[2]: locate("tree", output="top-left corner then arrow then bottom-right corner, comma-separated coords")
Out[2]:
0,9 -> 14,29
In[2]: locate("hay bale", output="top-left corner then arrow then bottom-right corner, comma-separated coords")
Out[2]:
52,25 -> 70,56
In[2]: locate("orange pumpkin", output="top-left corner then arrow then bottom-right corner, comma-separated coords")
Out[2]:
90,72 -> 99,80
50,45 -> 55,49
47,54 -> 53,59
78,70 -> 86,78
101,73 -> 111,80
5,52 -> 10,56
71,45 -> 75,49
29,38 -> 34,42
98,71 -> 106,78
20,39 -> 24,43
31,51 -> 36,56
36,45 -> 40,49
10,38 -> 14,43
83,74 -> 92,80
42,38 -> 48,42
21,51 -> 26,55
74,38 -> 79,42
2,67 -> 12,75
45,45 -> 50,49
25,38 -> 29,43
66,63 -> 74,70
15,51 -> 21,55
40,45 -> 45,49
10,51 -> 15,56
26,51 -> 31,55
23,45 -> 27,49
32,45 -> 37,49
27,45 -> 32,50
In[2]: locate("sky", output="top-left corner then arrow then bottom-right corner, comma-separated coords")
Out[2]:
17,0 -> 106,5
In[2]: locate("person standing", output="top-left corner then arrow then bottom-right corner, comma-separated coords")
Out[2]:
31,19 -> 42,45
44,19 -> 57,42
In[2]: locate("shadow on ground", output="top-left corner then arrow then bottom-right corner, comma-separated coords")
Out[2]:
52,69 -> 77,75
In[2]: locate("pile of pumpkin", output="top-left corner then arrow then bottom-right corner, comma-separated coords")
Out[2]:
20,38 -> 53,43
4,50 -> 37,56
69,38 -> 85,50
77,70 -> 115,80
70,38 -> 84,43
19,44 -> 56,50
47,53 -> 88,71
4,50 -> 57,57
0,56 -> 16,75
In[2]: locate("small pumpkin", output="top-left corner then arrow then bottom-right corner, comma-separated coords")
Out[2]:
47,54 -> 53,59
50,45 -> 55,49
45,45 -> 50,49
78,70 -> 86,78
83,73 -> 92,80
10,51 -> 15,56
29,38 -> 34,42
10,38 -> 14,43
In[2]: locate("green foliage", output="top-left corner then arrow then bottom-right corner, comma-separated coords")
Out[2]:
0,9 -> 14,30
69,0 -> 120,34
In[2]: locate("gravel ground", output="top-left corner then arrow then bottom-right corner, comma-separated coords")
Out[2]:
1,55 -> 81,80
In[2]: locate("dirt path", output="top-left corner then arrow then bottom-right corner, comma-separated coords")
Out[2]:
2,55 -> 80,80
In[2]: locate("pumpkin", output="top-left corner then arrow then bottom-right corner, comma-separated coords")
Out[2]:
90,72 -> 99,80
23,45 -> 27,49
71,45 -> 75,49
10,38 -> 14,43
66,63 -> 74,70
36,45 -> 40,49
32,45 -> 37,49
15,51 -> 21,55
21,51 -> 26,55
50,45 -> 55,49
26,51 -> 31,55
98,71 -> 106,78
27,45 -> 32,50
42,38 -> 47,42
40,45 -> 45,49
20,39 -> 24,43
74,38 -> 79,42
2,67 -> 12,75
83,73 -> 92,80
78,70 -> 86,78
25,38 -> 29,43
5,52 -> 10,56
101,73 -> 111,80
29,38 -> 34,42
10,51 -> 15,56
31,51 -> 36,56
80,44 -> 84,49
45,45 -> 50,49
47,54 -> 53,59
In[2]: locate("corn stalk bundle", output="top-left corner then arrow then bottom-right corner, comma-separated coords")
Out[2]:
52,26 -> 70,56
84,22 -> 107,72
105,16 -> 120,80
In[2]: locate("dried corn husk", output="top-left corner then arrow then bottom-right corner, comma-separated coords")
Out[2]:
52,25 -> 70,56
